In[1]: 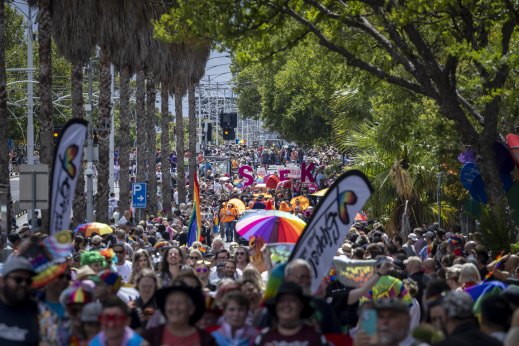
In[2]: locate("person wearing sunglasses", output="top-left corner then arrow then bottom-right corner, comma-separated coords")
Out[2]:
195,260 -> 216,291
112,243 -> 132,283
89,296 -> 146,346
187,249 -> 204,267
234,246 -> 250,272
0,256 -> 39,345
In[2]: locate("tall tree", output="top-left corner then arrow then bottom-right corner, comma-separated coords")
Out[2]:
157,0 -> 519,238
51,0 -> 98,225
135,71 -> 146,184
174,90 -> 186,205
145,77 -> 157,214
117,67 -> 131,215
0,0 -> 12,233
95,48 -> 111,223
188,85 -> 197,197
160,83 -> 172,216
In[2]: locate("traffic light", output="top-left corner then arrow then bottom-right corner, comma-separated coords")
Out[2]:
53,126 -> 62,144
222,127 -> 235,140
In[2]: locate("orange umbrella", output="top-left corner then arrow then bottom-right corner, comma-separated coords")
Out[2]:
290,196 -> 310,211
228,198 -> 246,214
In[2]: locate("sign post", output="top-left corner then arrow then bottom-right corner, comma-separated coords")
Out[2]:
132,183 -> 147,222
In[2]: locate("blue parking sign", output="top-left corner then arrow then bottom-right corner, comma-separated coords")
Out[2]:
132,183 -> 147,208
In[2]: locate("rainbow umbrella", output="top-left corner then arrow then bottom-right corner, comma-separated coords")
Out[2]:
237,210 -> 306,243
74,222 -> 113,237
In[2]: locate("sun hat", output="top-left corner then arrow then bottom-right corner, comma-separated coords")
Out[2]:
265,281 -> 314,319
155,283 -> 206,325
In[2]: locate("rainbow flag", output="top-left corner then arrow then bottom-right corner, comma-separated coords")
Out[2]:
187,172 -> 202,246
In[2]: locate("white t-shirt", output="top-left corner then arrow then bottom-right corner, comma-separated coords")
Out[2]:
115,260 -> 133,282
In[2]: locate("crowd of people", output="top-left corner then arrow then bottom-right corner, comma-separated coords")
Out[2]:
1,143 -> 518,345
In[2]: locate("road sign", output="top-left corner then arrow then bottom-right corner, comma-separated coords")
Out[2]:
19,164 -> 49,209
132,182 -> 147,209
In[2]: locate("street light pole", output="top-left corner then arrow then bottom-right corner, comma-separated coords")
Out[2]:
85,61 -> 94,222
26,5 -> 34,165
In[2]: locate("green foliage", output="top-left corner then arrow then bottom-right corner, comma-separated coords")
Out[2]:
232,37 -> 350,145
477,205 -> 517,254
6,6 -> 72,152
332,82 -> 463,232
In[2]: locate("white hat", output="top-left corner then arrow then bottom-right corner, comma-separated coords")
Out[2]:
408,233 -> 418,242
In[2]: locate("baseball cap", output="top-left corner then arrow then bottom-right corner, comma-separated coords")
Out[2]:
91,235 -> 102,244
425,231 -> 435,240
373,298 -> 410,314
2,256 -> 36,277
408,233 -> 418,242
81,302 -> 102,323
93,270 -> 123,291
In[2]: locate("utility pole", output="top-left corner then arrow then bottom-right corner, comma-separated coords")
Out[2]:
85,61 -> 94,222
26,6 -> 34,165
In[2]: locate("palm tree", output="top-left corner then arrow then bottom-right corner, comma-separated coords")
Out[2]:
135,71 -> 146,184
96,0 -> 158,219
145,76 -> 157,214
95,47 -> 111,223
51,0 -> 98,225
174,89 -> 186,205
188,85 -> 197,197
0,0 -> 12,233
117,66 -> 132,214
160,83 -> 172,215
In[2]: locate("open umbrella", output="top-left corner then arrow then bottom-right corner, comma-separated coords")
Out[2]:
74,222 -> 113,237
354,211 -> 368,222
276,180 -> 292,191
290,196 -> 310,211
266,175 -> 280,189
237,210 -> 306,243
311,188 -> 328,197
228,198 -> 246,214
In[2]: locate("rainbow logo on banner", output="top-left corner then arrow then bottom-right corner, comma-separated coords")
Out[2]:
187,172 -> 202,246
49,119 -> 88,234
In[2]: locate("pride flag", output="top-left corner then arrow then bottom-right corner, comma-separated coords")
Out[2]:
187,172 -> 202,246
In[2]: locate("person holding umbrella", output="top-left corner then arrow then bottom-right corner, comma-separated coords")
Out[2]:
142,283 -> 216,345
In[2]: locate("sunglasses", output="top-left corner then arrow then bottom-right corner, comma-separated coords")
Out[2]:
99,313 -> 127,324
190,256 -> 201,260
8,276 -> 32,286
114,250 -> 124,254
235,252 -> 246,256
196,268 -> 208,273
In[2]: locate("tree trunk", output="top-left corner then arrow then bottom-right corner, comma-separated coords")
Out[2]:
188,85 -> 197,198
146,77 -> 157,215
118,67 -> 131,216
136,70 -> 146,184
96,48 -> 111,223
160,84 -> 172,216
37,0 -> 53,232
174,91 -> 186,205
0,0 -> 12,233
71,62 -> 86,226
